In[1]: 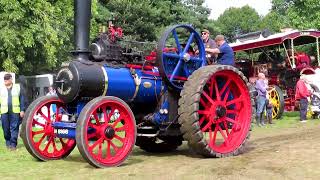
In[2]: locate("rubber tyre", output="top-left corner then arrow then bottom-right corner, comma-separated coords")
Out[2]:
76,96 -> 136,168
178,65 -> 254,157
21,96 -> 76,161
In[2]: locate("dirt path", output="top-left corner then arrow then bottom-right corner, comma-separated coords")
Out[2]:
121,124 -> 320,180
2,121 -> 320,180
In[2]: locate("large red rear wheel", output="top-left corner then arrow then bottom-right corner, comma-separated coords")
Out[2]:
21,96 -> 76,160
76,96 -> 136,168
179,65 -> 253,157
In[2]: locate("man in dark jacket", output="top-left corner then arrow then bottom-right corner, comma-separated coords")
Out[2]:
205,35 -> 234,66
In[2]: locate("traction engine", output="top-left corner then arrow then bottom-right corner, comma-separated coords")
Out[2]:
21,0 -> 255,168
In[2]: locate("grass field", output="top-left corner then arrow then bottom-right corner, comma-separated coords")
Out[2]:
1,112 -> 320,180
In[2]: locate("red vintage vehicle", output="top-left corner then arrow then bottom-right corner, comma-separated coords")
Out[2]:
230,29 -> 320,119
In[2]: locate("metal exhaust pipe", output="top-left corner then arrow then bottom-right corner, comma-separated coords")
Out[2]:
73,0 -> 91,63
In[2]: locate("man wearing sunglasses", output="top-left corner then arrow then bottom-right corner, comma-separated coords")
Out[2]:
0,73 -> 25,151
201,29 -> 217,64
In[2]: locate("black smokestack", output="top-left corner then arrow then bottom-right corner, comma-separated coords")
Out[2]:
73,0 -> 91,62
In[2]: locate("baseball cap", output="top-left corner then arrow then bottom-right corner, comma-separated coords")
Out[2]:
4,73 -> 12,80
202,29 -> 210,34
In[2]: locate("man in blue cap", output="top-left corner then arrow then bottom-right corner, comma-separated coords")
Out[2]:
205,35 -> 235,66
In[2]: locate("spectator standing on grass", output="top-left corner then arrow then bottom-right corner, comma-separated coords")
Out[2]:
255,73 -> 267,126
295,75 -> 313,122
0,73 -> 25,151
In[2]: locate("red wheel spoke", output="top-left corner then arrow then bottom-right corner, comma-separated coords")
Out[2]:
115,126 -> 126,132
52,139 -> 58,152
39,111 -> 50,123
102,108 -> 108,123
201,120 -> 212,132
89,138 -> 103,151
88,121 -> 98,130
214,80 -> 221,101
199,115 -> 206,126
43,137 -> 52,152
55,106 -> 63,121
47,105 -> 51,119
98,139 -> 103,157
226,109 -> 238,115
223,121 -> 230,135
106,140 -> 111,158
114,134 -> 125,143
59,138 -> 66,147
225,117 -> 240,126
202,91 -> 215,105
36,133 -> 47,145
218,126 -> 229,145
198,110 -> 210,115
32,120 -> 45,127
200,98 -> 208,108
87,133 -> 97,140
112,115 -> 126,128
210,125 -> 218,147
219,79 -> 231,96
110,141 -> 119,153
226,96 -> 244,106
223,88 -> 231,103
93,112 -> 101,126
32,130 -> 45,136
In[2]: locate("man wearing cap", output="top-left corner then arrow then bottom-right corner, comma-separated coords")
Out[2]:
201,29 -> 217,64
0,73 -> 25,150
205,35 -> 235,66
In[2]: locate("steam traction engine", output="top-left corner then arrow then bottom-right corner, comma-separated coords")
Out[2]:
21,0 -> 255,168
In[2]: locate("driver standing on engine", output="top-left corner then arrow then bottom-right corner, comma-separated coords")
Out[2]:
205,35 -> 235,66
201,29 -> 217,64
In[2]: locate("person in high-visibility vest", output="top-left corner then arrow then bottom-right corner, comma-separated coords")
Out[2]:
1,73 -> 25,151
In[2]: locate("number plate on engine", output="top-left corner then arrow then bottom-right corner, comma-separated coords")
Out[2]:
54,129 -> 69,135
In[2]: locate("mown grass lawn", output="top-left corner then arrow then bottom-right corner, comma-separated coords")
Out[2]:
0,112 -> 319,180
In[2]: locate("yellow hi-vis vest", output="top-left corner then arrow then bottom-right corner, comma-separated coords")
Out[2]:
0,84 -> 21,114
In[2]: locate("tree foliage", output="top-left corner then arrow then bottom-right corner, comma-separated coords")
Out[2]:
0,0 -> 319,75
214,6 -> 262,42
0,0 -> 74,75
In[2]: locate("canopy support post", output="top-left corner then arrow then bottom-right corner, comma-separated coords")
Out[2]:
283,42 -> 293,68
291,39 -> 296,69
317,37 -> 320,66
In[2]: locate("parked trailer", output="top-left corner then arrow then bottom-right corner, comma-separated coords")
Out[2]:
230,29 -> 320,119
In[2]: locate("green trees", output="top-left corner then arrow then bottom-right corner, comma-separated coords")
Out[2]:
213,5 -> 262,41
0,0 -> 319,75
0,0 -> 73,75
0,0 -> 210,74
